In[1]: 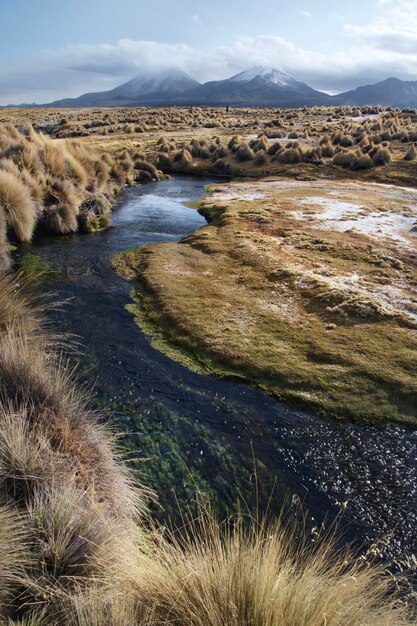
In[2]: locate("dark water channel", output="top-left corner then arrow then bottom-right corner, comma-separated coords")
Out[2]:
17,176 -> 416,563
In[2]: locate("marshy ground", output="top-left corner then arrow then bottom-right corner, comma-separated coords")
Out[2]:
3,104 -> 415,421
114,177 -> 417,425
0,105 -> 416,621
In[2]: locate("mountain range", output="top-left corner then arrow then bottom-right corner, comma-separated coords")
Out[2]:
32,66 -> 417,109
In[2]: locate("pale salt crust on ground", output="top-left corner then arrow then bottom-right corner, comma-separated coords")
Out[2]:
210,179 -> 417,326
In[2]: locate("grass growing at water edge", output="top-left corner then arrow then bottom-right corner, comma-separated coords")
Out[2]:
112,179 -> 417,426
0,266 -> 414,623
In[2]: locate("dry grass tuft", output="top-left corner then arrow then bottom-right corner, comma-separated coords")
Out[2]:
0,123 -> 161,270
0,169 -> 37,241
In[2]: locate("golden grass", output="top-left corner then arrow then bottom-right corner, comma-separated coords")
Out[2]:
0,107 -> 415,622
3,105 -> 417,189
0,169 -> 37,241
0,123 -> 164,270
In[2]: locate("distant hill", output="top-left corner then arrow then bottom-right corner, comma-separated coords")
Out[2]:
333,77 -> 417,108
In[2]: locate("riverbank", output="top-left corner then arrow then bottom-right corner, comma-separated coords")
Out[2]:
113,177 -> 417,426
7,177 -> 415,593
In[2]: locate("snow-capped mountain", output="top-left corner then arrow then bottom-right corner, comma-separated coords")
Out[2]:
229,66 -> 296,87
48,68 -> 200,107
183,66 -> 331,106
111,68 -> 200,98
18,65 -> 417,109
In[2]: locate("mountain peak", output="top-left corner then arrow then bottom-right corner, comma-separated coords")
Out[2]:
128,67 -> 194,81
113,67 -> 200,97
230,66 -> 295,87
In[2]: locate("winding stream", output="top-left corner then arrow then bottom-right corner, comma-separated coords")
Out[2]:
18,176 -> 416,562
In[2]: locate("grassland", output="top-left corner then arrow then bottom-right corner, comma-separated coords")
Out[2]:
3,103 -> 417,187
114,178 -> 417,425
0,104 -> 416,622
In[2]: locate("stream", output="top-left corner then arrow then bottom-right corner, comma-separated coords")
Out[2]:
17,176 -> 416,564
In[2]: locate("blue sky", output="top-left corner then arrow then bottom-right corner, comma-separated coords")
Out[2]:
1,0 -> 416,104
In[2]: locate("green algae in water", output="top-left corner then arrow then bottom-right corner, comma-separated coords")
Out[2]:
16,253 -> 67,283
108,400 -> 284,521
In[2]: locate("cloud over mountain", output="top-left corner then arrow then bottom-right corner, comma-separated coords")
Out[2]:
2,0 -> 417,105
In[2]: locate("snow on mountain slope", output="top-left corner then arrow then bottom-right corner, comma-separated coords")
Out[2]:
114,68 -> 200,97
229,66 -> 295,87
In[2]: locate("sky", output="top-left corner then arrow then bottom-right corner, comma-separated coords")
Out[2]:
1,0 -> 417,104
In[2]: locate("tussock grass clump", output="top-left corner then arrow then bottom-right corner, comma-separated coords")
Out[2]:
277,146 -> 303,164
173,148 -> 193,170
267,141 -> 282,156
156,153 -> 173,171
0,123 -> 161,270
404,144 -> 417,161
371,147 -> 392,166
0,275 -> 143,619
131,513 -> 412,626
0,125 -> 115,263
44,203 -> 78,234
235,143 -> 255,162
134,160 -> 159,180
254,150 -> 267,165
333,148 -> 373,170
0,169 -> 37,242
213,158 -> 232,176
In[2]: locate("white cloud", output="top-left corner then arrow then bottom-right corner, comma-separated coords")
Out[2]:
3,3 -> 417,105
345,0 -> 417,54
301,10 -> 311,18
192,14 -> 199,22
